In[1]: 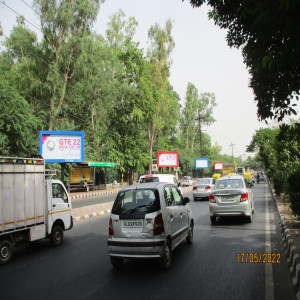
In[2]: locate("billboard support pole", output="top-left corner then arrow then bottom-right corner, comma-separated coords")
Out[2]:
61,163 -> 66,186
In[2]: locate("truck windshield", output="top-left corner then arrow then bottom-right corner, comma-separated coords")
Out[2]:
52,183 -> 68,203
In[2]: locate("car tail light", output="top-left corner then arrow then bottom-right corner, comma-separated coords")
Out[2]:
240,192 -> 248,202
109,218 -> 114,235
193,186 -> 198,190
209,194 -> 216,203
153,213 -> 165,236
205,186 -> 211,190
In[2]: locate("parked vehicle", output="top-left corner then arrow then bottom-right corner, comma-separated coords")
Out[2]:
182,176 -> 193,186
209,175 -> 254,224
139,174 -> 182,192
0,157 -> 73,264
193,177 -> 216,201
107,182 -> 193,270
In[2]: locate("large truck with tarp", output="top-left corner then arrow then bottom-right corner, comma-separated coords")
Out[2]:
0,157 -> 73,264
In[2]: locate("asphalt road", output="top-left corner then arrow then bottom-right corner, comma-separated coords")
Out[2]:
0,182 -> 296,300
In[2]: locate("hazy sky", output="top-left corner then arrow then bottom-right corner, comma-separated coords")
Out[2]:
1,0 -> 272,158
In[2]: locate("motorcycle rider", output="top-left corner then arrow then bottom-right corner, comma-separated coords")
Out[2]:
256,172 -> 260,184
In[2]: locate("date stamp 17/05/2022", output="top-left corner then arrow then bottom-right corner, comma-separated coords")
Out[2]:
236,253 -> 280,263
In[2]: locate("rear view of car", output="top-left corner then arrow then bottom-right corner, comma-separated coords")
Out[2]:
182,176 -> 193,186
193,178 -> 215,201
209,175 -> 254,224
107,182 -> 193,270
139,174 -> 182,193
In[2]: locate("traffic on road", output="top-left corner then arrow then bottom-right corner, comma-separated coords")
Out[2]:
0,179 -> 296,300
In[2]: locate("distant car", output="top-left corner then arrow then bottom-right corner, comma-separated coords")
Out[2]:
139,174 -> 182,193
209,175 -> 254,224
193,177 -> 216,201
182,176 -> 193,186
107,182 -> 193,270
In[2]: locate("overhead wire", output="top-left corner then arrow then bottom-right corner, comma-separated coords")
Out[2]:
0,0 -> 43,34
20,0 -> 42,19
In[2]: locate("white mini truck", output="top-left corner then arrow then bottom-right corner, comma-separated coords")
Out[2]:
0,157 -> 73,264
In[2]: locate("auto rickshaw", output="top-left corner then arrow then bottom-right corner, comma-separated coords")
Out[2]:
212,173 -> 221,180
244,172 -> 254,187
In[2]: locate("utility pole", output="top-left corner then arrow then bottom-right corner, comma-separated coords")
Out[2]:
229,142 -> 235,165
195,113 -> 205,178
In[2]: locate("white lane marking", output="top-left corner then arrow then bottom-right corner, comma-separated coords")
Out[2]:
265,187 -> 274,300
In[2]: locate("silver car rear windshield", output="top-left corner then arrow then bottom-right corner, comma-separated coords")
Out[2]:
196,179 -> 211,185
140,177 -> 159,183
112,189 -> 161,215
215,179 -> 244,189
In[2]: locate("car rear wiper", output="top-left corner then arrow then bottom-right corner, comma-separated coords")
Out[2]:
128,205 -> 150,213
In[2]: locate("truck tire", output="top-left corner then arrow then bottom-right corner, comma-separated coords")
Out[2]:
0,240 -> 13,264
50,226 -> 64,247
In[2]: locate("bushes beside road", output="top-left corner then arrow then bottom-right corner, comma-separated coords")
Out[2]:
247,123 -> 300,216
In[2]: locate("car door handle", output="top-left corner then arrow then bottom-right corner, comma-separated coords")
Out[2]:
52,204 -> 56,207
170,214 -> 174,221
180,212 -> 183,218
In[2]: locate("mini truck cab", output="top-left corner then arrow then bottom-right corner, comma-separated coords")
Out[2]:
0,157 -> 73,264
107,182 -> 193,269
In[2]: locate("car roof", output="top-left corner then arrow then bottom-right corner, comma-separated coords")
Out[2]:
197,177 -> 213,180
120,182 -> 175,191
218,175 -> 244,180
139,174 -> 175,178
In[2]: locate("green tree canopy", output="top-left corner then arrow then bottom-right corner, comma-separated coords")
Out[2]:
0,81 -> 42,156
187,0 -> 300,122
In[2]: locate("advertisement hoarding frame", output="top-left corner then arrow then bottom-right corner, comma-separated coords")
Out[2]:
195,158 -> 209,169
39,131 -> 84,163
157,151 -> 179,168
214,162 -> 224,170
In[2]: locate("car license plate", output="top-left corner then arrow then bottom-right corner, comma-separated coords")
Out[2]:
221,196 -> 234,201
123,220 -> 143,228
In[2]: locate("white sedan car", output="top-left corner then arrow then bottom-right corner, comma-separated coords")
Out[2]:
209,175 -> 254,224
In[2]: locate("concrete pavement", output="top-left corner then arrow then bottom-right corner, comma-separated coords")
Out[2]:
70,187 -> 121,223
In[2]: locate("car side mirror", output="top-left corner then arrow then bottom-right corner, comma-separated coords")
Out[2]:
183,197 -> 190,205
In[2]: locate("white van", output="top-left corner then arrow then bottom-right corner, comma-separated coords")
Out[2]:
139,174 -> 182,192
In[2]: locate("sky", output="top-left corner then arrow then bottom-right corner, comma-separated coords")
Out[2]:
0,0 -> 273,158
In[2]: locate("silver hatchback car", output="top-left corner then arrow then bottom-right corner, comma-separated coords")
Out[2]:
209,175 -> 254,224
107,182 -> 194,270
